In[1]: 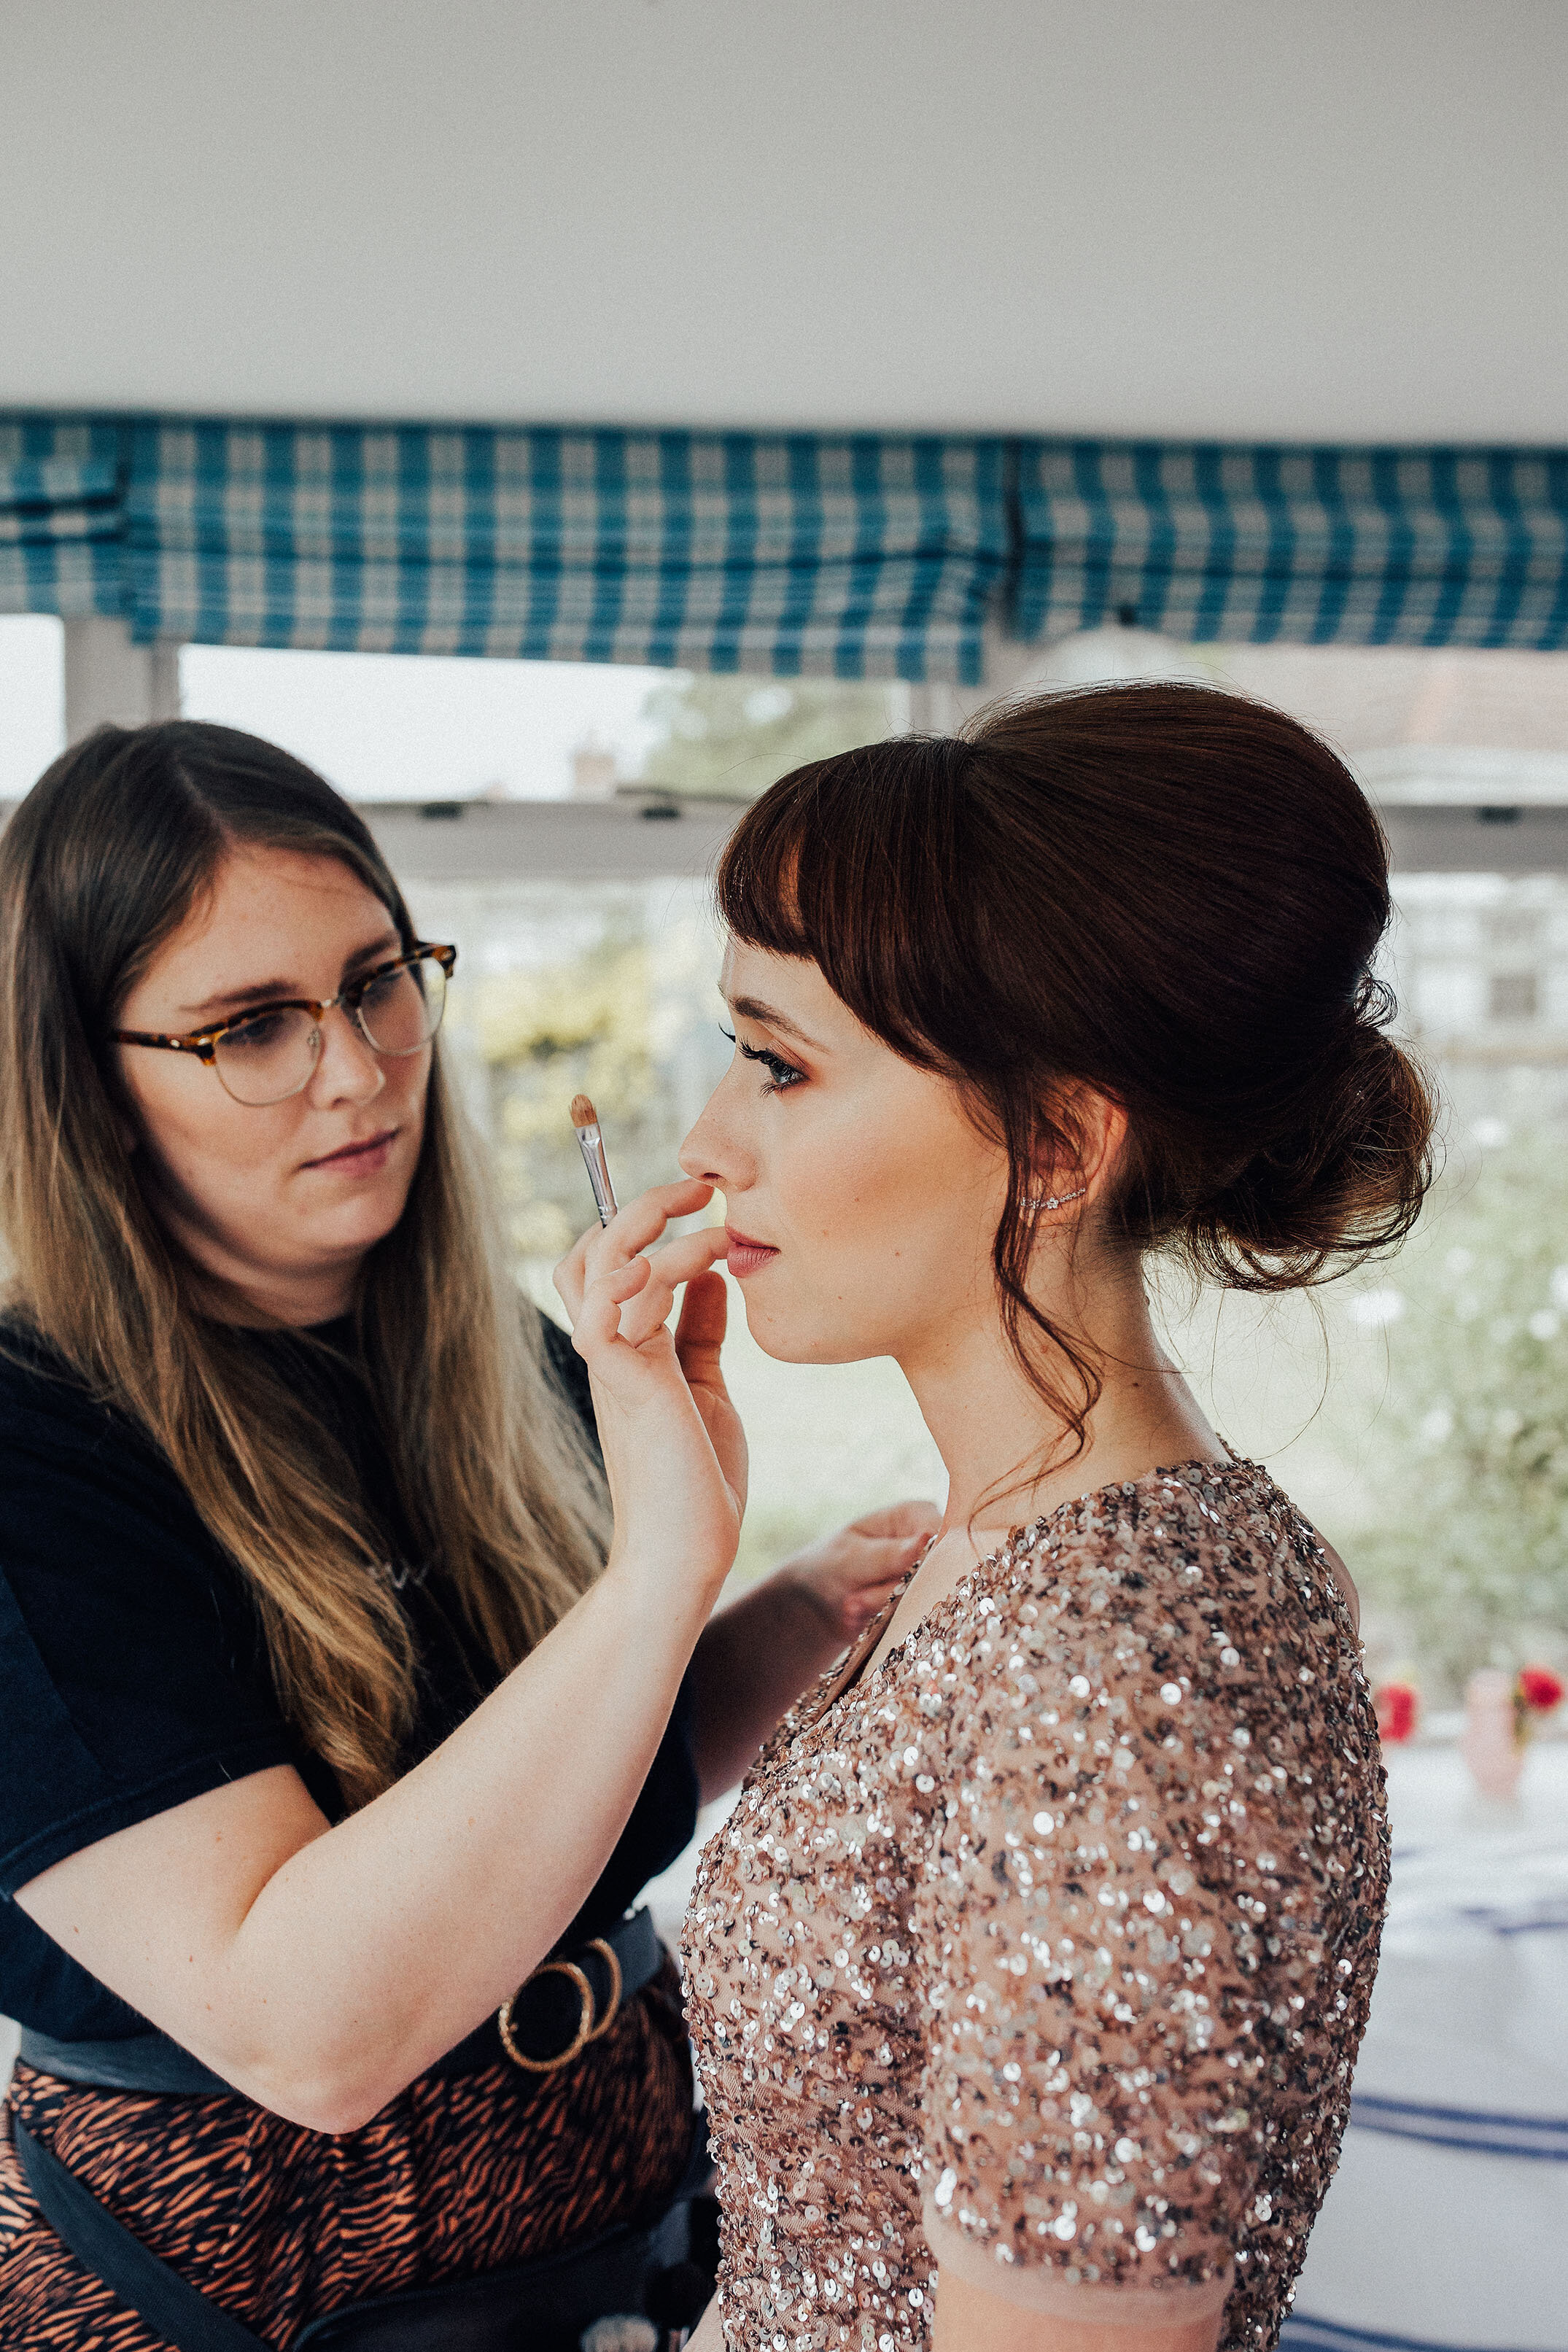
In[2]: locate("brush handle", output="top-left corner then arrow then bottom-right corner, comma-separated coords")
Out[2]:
575,1125 -> 619,1227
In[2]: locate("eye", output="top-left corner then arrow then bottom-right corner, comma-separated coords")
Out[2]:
719,1023 -> 805,1095
222,1008 -> 292,1052
355,963 -> 410,1012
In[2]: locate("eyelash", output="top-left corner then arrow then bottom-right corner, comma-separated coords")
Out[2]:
719,1025 -> 805,1095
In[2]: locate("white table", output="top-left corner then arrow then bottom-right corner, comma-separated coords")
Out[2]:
1284,1742 -> 1568,2352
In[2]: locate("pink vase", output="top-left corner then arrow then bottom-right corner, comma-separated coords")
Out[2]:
1462,1669 -> 1525,1801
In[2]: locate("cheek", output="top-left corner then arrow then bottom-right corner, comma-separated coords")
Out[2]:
124,1064 -> 297,1195
774,1106 -> 964,1281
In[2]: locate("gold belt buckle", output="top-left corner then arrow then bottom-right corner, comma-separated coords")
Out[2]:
497,1936 -> 624,2073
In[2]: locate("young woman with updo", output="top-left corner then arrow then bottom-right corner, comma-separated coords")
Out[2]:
557,683 -> 1436,2352
0,722 -> 929,2349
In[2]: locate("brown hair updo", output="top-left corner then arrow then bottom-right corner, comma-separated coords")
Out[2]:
715,680 -> 1437,1446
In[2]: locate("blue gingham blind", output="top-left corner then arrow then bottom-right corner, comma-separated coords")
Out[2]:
1013,442 -> 1568,648
7,416 -> 1568,667
0,418 -> 125,620
124,422 -> 1011,683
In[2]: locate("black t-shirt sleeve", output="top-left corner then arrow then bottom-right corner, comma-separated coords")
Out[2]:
0,1348 -> 298,1903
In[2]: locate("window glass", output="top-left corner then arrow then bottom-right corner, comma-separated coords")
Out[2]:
401,852 -> 1568,1680
180,645 -> 904,806
0,614 -> 65,800
1150,863 -> 1568,1712
181,632 -> 1568,1699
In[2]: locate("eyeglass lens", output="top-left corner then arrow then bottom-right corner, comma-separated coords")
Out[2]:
213,957 -> 448,1106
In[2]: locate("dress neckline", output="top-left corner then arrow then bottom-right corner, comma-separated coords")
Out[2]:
816,1452 -> 1253,1720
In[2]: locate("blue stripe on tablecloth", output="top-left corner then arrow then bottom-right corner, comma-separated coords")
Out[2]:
1350,2092 -> 1568,2160
1283,2319 -> 1542,2352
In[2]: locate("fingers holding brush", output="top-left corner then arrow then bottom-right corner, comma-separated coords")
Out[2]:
577,1225 -> 731,1362
554,1098 -> 744,1593
554,1176 -> 718,1326
555,1095 -> 728,1371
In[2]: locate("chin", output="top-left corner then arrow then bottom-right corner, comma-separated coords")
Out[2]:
321,1189 -> 413,1257
735,1286 -> 883,1369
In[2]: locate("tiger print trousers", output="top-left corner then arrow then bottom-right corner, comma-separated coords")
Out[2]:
0,1965 -> 694,2350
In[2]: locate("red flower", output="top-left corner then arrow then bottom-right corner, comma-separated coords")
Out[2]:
1375,1682 -> 1419,1743
1518,1666 -> 1564,1714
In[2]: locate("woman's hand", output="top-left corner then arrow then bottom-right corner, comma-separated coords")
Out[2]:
555,1181 -> 744,1599
780,1499 -> 942,1644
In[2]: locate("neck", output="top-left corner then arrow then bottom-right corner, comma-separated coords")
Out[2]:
898,1247 -> 1222,1544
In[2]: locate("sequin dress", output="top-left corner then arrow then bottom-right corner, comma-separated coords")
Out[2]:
681,1459 -> 1388,2352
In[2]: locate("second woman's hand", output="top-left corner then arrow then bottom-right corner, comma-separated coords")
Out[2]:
555,1179 -> 745,1603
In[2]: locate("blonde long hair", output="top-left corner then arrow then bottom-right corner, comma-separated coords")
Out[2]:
0,721 -> 609,1807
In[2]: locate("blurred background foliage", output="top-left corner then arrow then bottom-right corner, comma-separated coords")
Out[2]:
637,673 -> 901,800
459,912 -> 1568,1679
443,895 -> 725,1269
1331,1129 -> 1568,1696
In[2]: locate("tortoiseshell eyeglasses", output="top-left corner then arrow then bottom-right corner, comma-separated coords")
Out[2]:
112,944 -> 457,1107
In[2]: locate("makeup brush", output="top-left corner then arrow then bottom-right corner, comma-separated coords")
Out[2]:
570,1094 -> 619,1227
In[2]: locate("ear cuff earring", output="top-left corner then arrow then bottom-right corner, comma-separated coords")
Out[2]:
1022,1186 -> 1087,1214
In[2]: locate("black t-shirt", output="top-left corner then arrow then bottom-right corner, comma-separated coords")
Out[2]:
0,1311 -> 698,2043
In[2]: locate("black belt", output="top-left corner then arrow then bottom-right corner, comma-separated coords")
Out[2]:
10,1908 -> 711,2352
18,1906 -> 663,2097
15,2113 -> 713,2352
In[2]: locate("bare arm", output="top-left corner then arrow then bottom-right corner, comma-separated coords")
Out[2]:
686,2270 -> 1219,2352
20,1182 -> 740,2137
21,1567 -> 697,2131
932,2270 -> 1222,2352
688,1502 -> 939,1800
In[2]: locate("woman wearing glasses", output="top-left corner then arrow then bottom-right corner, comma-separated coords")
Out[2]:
0,722 -> 931,2351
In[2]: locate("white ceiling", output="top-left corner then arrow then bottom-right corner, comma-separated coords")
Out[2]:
4,0 -> 1565,443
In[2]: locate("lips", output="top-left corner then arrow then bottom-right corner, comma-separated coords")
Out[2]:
303,1128 -> 399,1171
725,1226 -> 780,1279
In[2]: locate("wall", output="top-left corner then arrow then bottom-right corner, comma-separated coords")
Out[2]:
3,0 -> 1566,442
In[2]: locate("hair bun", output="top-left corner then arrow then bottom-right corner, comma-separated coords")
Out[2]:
1194,1004 -> 1436,1289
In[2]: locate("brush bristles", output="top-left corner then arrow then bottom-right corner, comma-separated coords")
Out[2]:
570,1093 -> 598,1130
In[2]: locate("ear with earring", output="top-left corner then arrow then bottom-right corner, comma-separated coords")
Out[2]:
1022,1186 -> 1087,1214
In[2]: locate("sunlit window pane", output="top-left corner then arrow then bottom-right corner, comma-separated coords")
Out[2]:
179,645 -> 903,806
0,615 -> 65,800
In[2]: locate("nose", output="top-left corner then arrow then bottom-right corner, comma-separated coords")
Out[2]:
308,1002 -> 388,1106
679,1061 -> 753,1192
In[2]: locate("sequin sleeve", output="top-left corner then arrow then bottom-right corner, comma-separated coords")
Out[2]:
915,1524 -> 1276,2319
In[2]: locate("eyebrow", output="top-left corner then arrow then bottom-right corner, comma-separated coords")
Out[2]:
726,993 -> 825,1052
179,930 -> 402,1018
